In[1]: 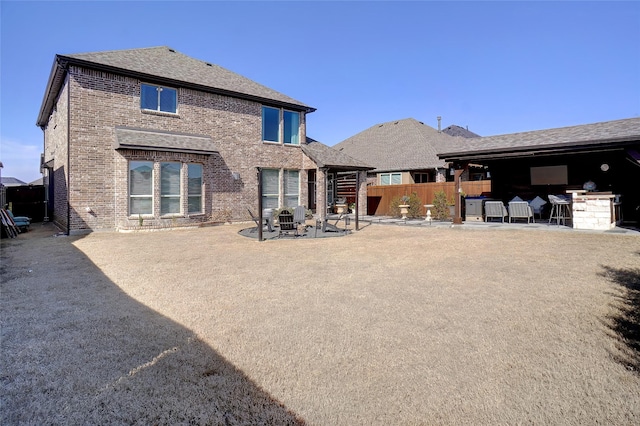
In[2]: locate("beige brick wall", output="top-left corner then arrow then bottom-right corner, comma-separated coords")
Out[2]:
44,65 -> 311,232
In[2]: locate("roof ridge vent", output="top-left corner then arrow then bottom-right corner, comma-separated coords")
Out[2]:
168,48 -> 176,53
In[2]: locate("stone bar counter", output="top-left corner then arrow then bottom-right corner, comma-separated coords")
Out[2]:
567,190 -> 621,230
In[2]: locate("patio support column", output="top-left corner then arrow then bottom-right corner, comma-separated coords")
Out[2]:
256,167 -> 263,242
317,168 -> 327,220
453,163 -> 467,225
355,170 -> 360,231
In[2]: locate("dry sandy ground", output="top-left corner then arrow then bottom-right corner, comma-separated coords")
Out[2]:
2,222 -> 639,425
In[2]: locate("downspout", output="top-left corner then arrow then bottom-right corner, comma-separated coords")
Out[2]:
66,70 -> 71,234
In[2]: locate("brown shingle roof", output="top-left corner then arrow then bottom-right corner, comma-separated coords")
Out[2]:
302,138 -> 373,170
332,118 -> 460,172
438,117 -> 640,161
38,46 -> 314,126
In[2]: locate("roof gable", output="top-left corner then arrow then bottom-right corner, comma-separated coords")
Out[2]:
38,46 -> 314,126
302,138 -> 373,170
333,118 -> 459,172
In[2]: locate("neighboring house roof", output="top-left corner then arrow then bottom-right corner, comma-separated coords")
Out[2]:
302,138 -> 373,171
332,118 -> 459,173
442,124 -> 480,138
37,46 -> 314,127
438,117 -> 640,162
28,177 -> 44,186
1,177 -> 27,187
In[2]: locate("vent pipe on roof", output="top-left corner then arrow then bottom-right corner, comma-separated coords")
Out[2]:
437,116 -> 442,133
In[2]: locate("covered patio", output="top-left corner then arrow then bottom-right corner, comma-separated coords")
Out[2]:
439,118 -> 640,230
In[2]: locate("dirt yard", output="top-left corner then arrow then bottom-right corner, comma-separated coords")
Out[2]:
2,222 -> 639,425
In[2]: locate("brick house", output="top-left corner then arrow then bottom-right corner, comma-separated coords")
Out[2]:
37,47 -> 369,234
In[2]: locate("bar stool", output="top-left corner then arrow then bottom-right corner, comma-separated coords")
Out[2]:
548,195 -> 571,226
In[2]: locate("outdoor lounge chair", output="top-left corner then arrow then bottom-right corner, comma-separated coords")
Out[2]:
484,201 -> 508,223
508,201 -> 535,223
293,205 -> 307,228
5,209 -> 30,232
528,196 -> 547,219
278,211 -> 298,237
247,208 -> 274,233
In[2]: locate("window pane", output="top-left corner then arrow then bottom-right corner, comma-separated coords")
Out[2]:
262,107 -> 280,142
131,197 -> 152,215
391,173 -> 402,185
188,196 -> 202,213
161,162 -> 181,215
159,87 -> 177,113
262,169 -> 279,195
130,161 -> 153,196
161,197 -> 180,214
381,174 -> 390,185
284,170 -> 299,207
283,111 -> 300,144
188,164 -> 203,213
141,84 -> 158,110
161,162 -> 181,196
261,169 -> 279,208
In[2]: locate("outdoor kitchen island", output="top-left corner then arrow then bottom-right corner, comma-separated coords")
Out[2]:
567,190 -> 622,230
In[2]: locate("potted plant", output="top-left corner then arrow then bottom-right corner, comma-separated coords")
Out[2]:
398,195 -> 411,219
390,193 -> 422,219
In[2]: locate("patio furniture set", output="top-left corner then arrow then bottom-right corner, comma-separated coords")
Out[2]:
484,195 -> 571,225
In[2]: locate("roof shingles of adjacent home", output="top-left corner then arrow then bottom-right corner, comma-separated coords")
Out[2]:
438,117 -> 640,161
302,138 -> 373,170
38,46 -> 313,126
332,118 -> 462,172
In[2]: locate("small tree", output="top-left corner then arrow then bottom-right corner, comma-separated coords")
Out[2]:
390,192 -> 422,218
432,190 -> 453,220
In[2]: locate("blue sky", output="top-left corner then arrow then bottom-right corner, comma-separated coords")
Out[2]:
1,1 -> 639,183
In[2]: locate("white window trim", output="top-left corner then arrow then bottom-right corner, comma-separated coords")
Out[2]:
160,162 -> 182,217
187,163 -> 204,215
380,172 -> 402,185
129,161 -> 154,216
141,83 -> 179,114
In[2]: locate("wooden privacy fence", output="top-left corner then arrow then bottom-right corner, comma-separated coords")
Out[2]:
367,181 -> 492,216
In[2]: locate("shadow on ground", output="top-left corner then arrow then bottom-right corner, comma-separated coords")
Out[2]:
600,263 -> 640,374
0,224 -> 304,424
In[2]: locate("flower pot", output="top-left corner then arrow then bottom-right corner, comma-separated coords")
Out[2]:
335,204 -> 347,214
399,204 -> 410,219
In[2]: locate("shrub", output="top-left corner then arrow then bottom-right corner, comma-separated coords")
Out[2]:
390,192 -> 422,218
432,190 -> 453,220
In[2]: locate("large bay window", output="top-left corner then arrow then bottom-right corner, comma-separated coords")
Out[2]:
128,161 -> 204,216
262,106 -> 300,145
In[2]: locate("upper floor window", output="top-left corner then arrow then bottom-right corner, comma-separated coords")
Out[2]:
262,106 -> 300,145
141,84 -> 177,113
